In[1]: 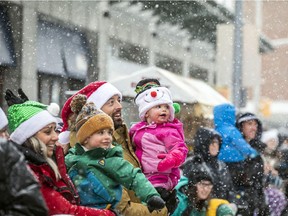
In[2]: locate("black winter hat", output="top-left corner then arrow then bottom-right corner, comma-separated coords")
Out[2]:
185,156 -> 214,185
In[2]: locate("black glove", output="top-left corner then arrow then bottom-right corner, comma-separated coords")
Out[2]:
156,187 -> 179,215
147,195 -> 165,213
5,88 -> 29,106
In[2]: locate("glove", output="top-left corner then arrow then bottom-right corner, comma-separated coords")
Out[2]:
156,187 -> 179,215
157,150 -> 183,172
147,195 -> 165,213
157,154 -> 175,172
5,88 -> 29,106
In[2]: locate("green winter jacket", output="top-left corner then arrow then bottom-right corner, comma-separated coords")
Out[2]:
65,143 -> 160,209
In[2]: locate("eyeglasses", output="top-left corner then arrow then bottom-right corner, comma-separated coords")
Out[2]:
196,181 -> 213,189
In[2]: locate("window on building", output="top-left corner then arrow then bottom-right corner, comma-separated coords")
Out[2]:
38,73 -> 64,105
110,39 -> 149,65
189,65 -> 208,82
156,54 -> 182,74
37,20 -> 90,106
0,5 -> 15,66
67,78 -> 85,92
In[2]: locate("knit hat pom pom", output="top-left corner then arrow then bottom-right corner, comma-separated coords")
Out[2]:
173,103 -> 181,114
70,94 -> 87,114
47,102 -> 60,117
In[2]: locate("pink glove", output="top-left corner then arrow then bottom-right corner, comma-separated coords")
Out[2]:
157,150 -> 185,172
157,153 -> 175,172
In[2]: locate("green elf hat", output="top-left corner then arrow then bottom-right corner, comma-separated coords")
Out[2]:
8,101 -> 57,145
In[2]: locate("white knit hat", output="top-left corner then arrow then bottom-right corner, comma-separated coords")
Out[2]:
0,108 -> 8,130
135,86 -> 175,121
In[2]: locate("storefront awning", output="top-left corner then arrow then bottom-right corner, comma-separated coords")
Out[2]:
37,20 -> 89,79
110,66 -> 229,107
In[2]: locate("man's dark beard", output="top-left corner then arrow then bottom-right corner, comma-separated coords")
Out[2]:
113,116 -> 123,129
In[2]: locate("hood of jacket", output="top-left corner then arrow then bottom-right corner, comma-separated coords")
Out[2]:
194,127 -> 222,163
213,103 -> 236,128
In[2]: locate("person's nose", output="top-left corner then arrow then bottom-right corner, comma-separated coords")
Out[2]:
104,132 -> 112,140
51,130 -> 59,141
161,106 -> 168,111
115,100 -> 122,110
251,125 -> 258,131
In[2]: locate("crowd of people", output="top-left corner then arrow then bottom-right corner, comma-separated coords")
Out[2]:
0,79 -> 288,216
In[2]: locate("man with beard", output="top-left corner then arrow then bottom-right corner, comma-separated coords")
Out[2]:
61,81 -> 168,216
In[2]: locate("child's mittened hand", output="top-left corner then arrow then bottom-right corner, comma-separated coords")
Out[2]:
157,154 -> 166,159
147,196 -> 165,213
157,154 -> 176,172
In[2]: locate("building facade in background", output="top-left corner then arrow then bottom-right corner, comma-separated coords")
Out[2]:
1,0 -> 286,128
243,1 -> 288,127
0,1 -> 217,109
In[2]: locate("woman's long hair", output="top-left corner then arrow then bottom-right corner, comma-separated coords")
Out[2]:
24,136 -> 61,180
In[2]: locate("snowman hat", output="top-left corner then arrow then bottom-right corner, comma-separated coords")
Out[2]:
135,86 -> 174,121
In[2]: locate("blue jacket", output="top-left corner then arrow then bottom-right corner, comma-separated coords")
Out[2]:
213,104 -> 258,162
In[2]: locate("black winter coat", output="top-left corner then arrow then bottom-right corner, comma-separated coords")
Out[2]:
191,127 -> 236,201
236,112 -> 269,216
0,138 -> 48,216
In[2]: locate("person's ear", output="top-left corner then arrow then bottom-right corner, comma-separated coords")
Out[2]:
84,136 -> 90,145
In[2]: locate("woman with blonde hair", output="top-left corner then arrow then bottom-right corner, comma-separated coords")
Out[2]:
6,93 -> 115,216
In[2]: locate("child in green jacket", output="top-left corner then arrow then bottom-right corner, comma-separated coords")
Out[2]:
65,94 -> 165,213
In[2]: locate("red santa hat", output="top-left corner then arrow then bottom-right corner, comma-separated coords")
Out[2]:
61,81 -> 122,132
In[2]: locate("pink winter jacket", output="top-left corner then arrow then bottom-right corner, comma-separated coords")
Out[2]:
129,118 -> 188,190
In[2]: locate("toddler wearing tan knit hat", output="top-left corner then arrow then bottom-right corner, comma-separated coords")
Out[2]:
71,94 -> 114,149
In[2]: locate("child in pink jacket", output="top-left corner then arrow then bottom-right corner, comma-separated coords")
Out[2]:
130,79 -> 188,214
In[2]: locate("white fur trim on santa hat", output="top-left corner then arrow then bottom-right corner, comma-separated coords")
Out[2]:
135,86 -> 175,121
10,110 -> 57,145
58,131 -> 70,145
87,82 -> 122,109
0,108 -> 8,130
